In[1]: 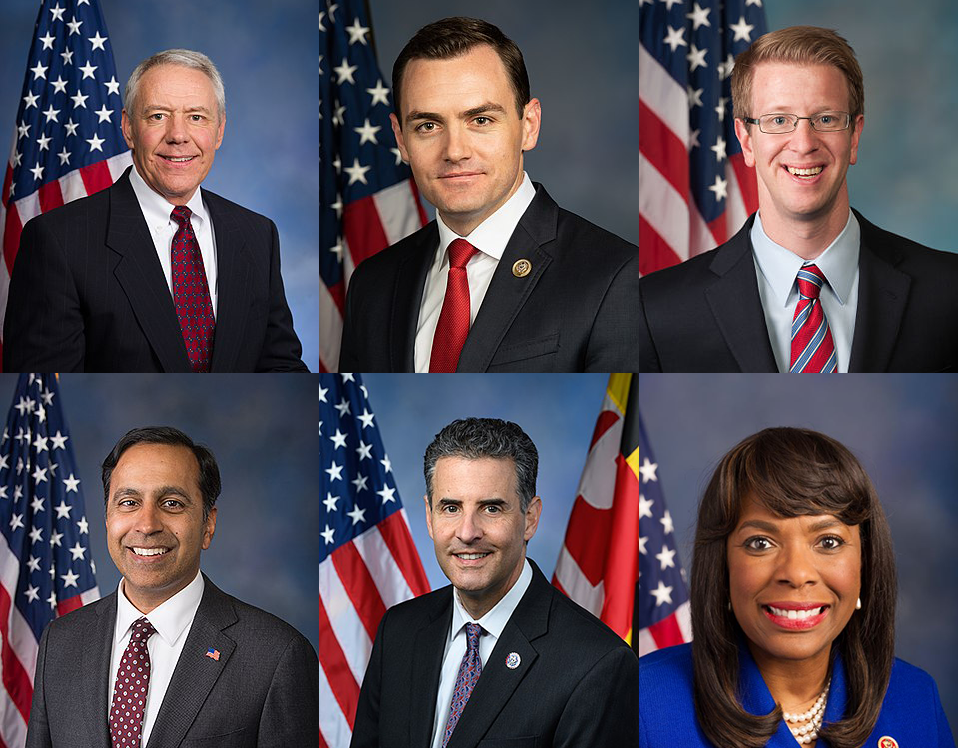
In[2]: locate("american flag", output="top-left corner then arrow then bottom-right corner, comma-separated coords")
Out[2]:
552,374 -> 640,647
1,0 -> 132,363
635,412 -> 691,656
0,373 -> 99,748
639,0 -> 767,275
319,0 -> 427,372
318,373 -> 430,747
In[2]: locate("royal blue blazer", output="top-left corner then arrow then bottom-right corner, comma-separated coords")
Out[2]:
640,643 -> 955,747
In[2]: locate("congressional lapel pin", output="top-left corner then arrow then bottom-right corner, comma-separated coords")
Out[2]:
505,652 -> 521,670
512,259 -> 531,278
877,738 -> 898,748
205,647 -> 220,661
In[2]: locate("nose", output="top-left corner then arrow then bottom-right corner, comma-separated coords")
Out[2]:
776,542 -> 819,588
787,118 -> 820,154
134,503 -> 164,535
455,508 -> 483,544
442,122 -> 472,163
164,113 -> 189,144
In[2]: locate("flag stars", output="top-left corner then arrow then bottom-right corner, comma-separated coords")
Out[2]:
729,16 -> 755,42
325,461 -> 344,482
47,591 -> 57,610
50,530 -> 63,547
390,147 -> 403,166
715,96 -> 728,122
660,509 -> 675,535
334,397 -> 351,417
69,541 -> 87,561
662,26 -> 687,53
345,158 -> 371,185
367,79 -> 390,107
55,500 -> 72,518
23,91 -> 39,110
323,492 -> 339,512
318,384 -> 329,403
321,525 -> 335,545
656,545 -> 677,571
61,48 -> 74,66
88,31 -> 108,51
95,104 -> 114,123
711,136 -> 727,162
64,119 -> 79,136
37,134 -> 52,152
29,526 -> 44,544
351,474 -> 368,492
57,147 -> 71,166
79,61 -> 98,80
33,465 -> 48,484
50,3 -> 65,21
77,516 -> 89,534
357,409 -> 375,429
18,121 -> 31,139
39,31 -> 56,49
376,485 -> 396,504
87,133 -> 105,152
355,440 -> 373,461
61,569 -> 79,588
10,514 -> 24,531
30,163 -> 45,182
345,17 -> 370,45
63,473 -> 80,492
639,536 -> 648,555
708,174 -> 728,201
346,504 -> 367,525
686,44 -> 707,72
31,497 -> 44,513
687,86 -> 704,109
639,494 -> 654,519
333,58 -> 358,85
717,53 -> 735,80
42,105 -> 61,124
639,457 -> 658,483
104,76 -> 120,95
51,76 -> 68,94
71,91 -> 89,109
650,580 -> 674,607
25,584 -> 40,603
354,118 -> 381,145
27,555 -> 41,573
34,434 -> 49,452
329,429 -> 348,449
686,3 -> 711,30
380,455 -> 392,473
67,16 -> 83,35
30,61 -> 48,80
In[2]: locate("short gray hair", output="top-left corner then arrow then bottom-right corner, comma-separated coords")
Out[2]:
124,49 -> 226,119
423,418 -> 538,512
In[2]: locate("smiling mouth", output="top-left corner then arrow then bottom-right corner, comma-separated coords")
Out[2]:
453,552 -> 490,561
785,165 -> 823,177
762,604 -> 830,629
130,547 -> 170,557
160,155 -> 196,164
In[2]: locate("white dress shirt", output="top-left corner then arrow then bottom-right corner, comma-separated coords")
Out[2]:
109,570 -> 205,747
414,173 -> 537,372
129,166 -> 219,315
429,559 -> 533,748
751,210 -> 860,373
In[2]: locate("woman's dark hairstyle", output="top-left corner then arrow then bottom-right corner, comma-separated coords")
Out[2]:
101,426 -> 221,521
392,17 -> 531,119
690,427 -> 896,748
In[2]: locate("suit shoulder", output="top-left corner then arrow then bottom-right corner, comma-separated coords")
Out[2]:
379,585 -> 450,627
41,594 -> 113,638
639,642 -> 694,691
201,188 -> 274,227
23,185 -> 111,231
353,221 -> 437,277
220,591 -> 310,645
887,657 -> 942,697
857,212 -> 958,272
552,206 -> 638,261
640,245 -> 725,293
547,584 -> 635,656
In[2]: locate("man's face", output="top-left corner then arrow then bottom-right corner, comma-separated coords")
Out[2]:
390,44 -> 540,236
424,456 -> 541,619
734,63 -> 864,231
122,64 -> 225,206
105,443 -> 216,613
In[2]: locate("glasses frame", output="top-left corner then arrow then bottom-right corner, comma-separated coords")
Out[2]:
743,112 -> 853,134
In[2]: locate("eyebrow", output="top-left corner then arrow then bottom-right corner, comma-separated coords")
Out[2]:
113,485 -> 193,502
736,517 -> 845,534
405,102 -> 507,126
437,497 -> 509,508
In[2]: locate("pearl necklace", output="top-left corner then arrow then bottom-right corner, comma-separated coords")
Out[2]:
782,678 -> 831,745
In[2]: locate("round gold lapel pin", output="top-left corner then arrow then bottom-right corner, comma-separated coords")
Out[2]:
512,259 -> 532,278
877,738 -> 899,748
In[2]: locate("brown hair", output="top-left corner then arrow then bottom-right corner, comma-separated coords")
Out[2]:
391,16 -> 531,121
731,26 -> 864,121
690,428 -> 895,748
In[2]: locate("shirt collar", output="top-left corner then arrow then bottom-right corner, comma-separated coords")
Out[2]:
451,557 -> 533,640
129,163 -> 210,230
115,569 -> 205,647
435,172 -> 536,263
751,210 -> 860,307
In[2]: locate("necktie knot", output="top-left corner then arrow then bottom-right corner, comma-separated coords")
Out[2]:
171,205 -> 192,228
796,264 -> 825,300
464,622 -> 482,650
447,239 -> 478,269
130,616 -> 156,643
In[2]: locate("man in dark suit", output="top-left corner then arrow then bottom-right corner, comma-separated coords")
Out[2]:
339,18 -> 638,372
639,26 -> 958,373
351,418 -> 638,747
26,426 -> 318,748
4,49 -> 307,372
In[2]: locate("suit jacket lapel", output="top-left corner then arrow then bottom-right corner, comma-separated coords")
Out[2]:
78,593 -> 118,748
106,168 -> 192,372
456,187 -> 556,373
391,223 -> 437,371
410,592 -> 453,747
848,211 -> 911,372
446,562 -> 549,748
145,576 -> 238,748
704,218 -> 778,372
205,192 -> 253,372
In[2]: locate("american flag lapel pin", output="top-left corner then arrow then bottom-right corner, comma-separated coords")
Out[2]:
205,647 -> 220,661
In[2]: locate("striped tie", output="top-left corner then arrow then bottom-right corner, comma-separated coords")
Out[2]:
790,264 -> 837,373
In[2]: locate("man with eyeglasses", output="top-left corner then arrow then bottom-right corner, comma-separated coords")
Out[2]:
639,26 -> 958,373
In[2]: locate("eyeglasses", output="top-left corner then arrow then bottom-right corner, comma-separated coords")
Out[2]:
743,112 -> 852,134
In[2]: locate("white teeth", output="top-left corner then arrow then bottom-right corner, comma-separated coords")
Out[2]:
456,553 -> 489,560
132,547 -> 168,556
787,166 -> 823,176
768,605 -> 823,619
165,156 -> 193,162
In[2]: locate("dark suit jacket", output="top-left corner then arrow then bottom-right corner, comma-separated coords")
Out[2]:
350,561 -> 639,748
639,210 -> 958,372
339,185 -> 639,372
3,167 -> 308,372
25,575 -> 319,748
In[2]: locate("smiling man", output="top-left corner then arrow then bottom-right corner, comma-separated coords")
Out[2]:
350,418 -> 638,747
339,17 -> 638,372
25,427 -> 318,748
4,49 -> 307,372
639,26 -> 958,373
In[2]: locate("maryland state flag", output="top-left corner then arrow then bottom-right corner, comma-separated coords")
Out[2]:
553,374 -> 639,647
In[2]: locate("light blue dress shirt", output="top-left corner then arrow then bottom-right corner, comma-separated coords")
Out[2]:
751,211 -> 860,373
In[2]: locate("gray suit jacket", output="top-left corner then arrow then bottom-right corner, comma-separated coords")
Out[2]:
25,575 -> 318,748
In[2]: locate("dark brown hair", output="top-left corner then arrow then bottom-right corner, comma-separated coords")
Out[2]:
731,26 -> 864,121
690,428 -> 895,748
391,16 -> 531,120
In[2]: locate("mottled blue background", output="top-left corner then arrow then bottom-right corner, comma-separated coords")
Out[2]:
0,1 -> 320,369
639,374 -> 958,732
0,374 -> 319,650
363,373 -> 610,594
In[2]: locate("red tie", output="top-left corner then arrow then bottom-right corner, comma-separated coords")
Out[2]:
790,264 -> 837,373
170,206 -> 215,372
429,239 -> 479,373
109,616 -> 156,748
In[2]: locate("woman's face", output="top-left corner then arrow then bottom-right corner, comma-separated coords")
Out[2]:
727,495 -> 862,665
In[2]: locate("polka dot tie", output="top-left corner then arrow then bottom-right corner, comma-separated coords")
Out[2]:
109,617 -> 156,748
442,622 -> 483,748
789,264 -> 838,373
429,239 -> 479,373
170,206 -> 215,372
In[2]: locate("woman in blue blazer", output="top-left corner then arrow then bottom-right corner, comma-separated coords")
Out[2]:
639,427 -> 955,748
